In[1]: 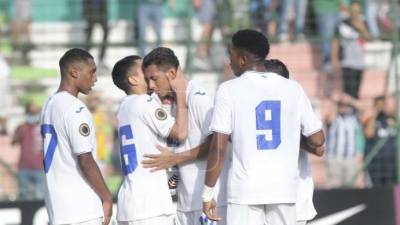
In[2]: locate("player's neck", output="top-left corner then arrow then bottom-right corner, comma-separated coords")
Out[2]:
248,63 -> 267,73
57,82 -> 79,97
129,88 -> 147,95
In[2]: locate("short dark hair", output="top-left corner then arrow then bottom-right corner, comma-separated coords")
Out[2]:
231,29 -> 270,60
142,47 -> 179,71
112,55 -> 142,94
264,59 -> 289,78
59,48 -> 93,75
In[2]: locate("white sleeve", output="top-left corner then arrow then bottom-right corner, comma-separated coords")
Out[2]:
190,90 -> 214,138
141,99 -> 175,139
65,105 -> 96,155
210,83 -> 233,135
299,87 -> 323,136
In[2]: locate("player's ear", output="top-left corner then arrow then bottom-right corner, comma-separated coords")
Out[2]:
239,55 -> 248,67
70,66 -> 79,79
166,67 -> 177,80
127,74 -> 137,86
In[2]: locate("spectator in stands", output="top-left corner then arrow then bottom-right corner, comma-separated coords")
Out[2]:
312,0 -> 342,73
137,0 -> 164,56
0,54 -> 10,135
192,0 -> 217,71
277,0 -> 308,42
12,0 -> 32,64
364,0 -> 383,40
250,0 -> 272,37
82,0 -> 109,68
332,0 -> 370,99
11,101 -> 44,200
362,96 -> 396,186
326,93 -> 365,188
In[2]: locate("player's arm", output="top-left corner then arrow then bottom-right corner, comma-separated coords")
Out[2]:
78,153 -> 113,225
142,135 -> 212,171
203,132 -> 228,221
167,88 -> 188,142
300,134 -> 325,157
202,83 -> 232,222
299,85 -> 326,151
66,107 -> 112,225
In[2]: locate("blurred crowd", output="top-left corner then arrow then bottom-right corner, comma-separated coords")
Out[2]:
0,0 -> 399,201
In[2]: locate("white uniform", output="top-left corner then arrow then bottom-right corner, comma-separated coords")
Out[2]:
173,80 -> 229,225
116,94 -> 175,224
40,92 -> 102,225
210,71 -> 322,225
297,150 -> 317,225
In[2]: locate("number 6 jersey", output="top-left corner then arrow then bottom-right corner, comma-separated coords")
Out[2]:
40,91 -> 102,224
210,71 -> 322,205
116,94 -> 175,222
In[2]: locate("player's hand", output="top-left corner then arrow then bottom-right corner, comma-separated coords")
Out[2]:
141,145 -> 177,172
203,199 -> 222,222
102,198 -> 113,225
168,67 -> 186,94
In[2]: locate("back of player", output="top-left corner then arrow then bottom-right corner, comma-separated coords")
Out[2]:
116,95 -> 175,223
41,92 -> 103,224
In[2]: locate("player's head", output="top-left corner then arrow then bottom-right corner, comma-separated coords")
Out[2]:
142,47 -> 180,101
229,29 -> 270,76
24,101 -> 40,124
59,48 -> 97,95
112,55 -> 146,95
264,59 -> 289,79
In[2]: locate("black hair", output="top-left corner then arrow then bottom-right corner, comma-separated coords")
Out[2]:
59,48 -> 93,75
112,55 -> 142,94
264,59 -> 289,78
231,29 -> 270,60
142,47 -> 179,71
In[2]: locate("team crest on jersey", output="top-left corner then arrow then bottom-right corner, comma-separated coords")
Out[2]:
79,123 -> 90,136
155,108 -> 167,120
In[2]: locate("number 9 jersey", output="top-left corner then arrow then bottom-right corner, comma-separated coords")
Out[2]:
210,71 -> 322,205
40,91 -> 102,224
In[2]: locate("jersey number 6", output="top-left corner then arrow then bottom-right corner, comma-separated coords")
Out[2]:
119,125 -> 138,175
41,124 -> 58,173
255,101 -> 281,150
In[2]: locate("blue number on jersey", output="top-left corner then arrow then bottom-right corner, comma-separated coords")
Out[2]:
256,100 -> 281,150
119,125 -> 138,175
41,124 -> 58,173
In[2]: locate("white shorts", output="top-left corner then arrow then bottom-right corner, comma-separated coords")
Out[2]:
227,203 -> 296,225
67,217 -> 103,225
176,207 -> 227,225
118,215 -> 175,225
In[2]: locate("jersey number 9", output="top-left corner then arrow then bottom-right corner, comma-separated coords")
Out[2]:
119,125 -> 138,175
256,101 -> 281,150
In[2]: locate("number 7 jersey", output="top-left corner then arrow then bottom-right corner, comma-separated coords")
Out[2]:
210,71 -> 322,205
40,92 -> 102,224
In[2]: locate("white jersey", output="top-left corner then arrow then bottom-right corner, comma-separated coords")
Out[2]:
116,94 -> 175,221
40,92 -> 102,224
173,80 -> 229,212
210,71 -> 322,205
297,150 -> 317,221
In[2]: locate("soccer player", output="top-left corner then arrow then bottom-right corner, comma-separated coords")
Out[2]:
142,47 -> 229,225
40,48 -> 112,225
264,58 -> 325,225
111,55 -> 188,225
202,29 -> 325,225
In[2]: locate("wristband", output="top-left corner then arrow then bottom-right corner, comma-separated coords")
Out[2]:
202,185 -> 215,202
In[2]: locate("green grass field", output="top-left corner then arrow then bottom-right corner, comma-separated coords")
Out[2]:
11,66 -> 58,80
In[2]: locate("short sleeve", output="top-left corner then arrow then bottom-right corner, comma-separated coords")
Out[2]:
299,88 -> 322,136
210,83 -> 233,135
190,90 -> 214,138
141,98 -> 175,139
64,105 -> 96,155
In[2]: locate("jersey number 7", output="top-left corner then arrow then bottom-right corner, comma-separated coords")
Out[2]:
119,125 -> 138,175
256,101 -> 281,150
41,124 -> 58,173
